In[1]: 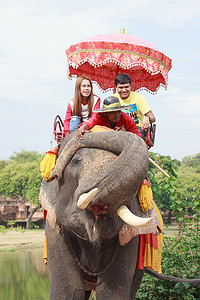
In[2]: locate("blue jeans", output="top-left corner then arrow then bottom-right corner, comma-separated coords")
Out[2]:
70,116 -> 81,132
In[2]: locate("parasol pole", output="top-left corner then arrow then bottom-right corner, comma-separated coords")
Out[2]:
113,28 -> 126,93
149,157 -> 170,178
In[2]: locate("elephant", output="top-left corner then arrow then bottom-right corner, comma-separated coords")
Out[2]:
40,129 -> 160,300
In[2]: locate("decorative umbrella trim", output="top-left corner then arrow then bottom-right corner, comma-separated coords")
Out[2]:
67,58 -> 168,80
67,48 -> 170,72
66,41 -> 172,70
67,56 -> 169,91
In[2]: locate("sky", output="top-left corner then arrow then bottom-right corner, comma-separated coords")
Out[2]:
0,0 -> 200,161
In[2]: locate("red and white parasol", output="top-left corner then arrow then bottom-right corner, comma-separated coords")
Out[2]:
65,31 -> 172,94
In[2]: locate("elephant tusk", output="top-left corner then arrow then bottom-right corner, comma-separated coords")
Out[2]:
77,188 -> 99,209
117,205 -> 152,227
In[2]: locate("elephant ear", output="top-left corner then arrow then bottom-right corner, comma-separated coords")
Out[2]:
39,179 -> 58,228
119,195 -> 163,246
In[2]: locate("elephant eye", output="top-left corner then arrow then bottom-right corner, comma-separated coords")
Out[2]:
71,157 -> 81,165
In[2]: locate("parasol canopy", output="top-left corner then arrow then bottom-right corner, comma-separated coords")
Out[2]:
65,32 -> 172,94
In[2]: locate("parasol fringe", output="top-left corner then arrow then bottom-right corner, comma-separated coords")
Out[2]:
67,57 -> 169,80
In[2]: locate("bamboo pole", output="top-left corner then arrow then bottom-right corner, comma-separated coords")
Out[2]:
149,157 -> 170,178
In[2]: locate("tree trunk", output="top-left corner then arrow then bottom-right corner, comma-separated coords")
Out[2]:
167,210 -> 172,225
26,205 -> 41,229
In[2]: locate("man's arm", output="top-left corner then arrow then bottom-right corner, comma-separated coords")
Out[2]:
77,113 -> 106,139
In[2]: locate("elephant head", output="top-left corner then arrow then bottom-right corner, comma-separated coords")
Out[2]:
41,130 -> 151,243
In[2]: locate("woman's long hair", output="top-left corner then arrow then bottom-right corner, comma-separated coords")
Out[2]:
73,75 -> 94,119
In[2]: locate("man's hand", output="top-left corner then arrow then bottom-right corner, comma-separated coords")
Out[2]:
141,116 -> 150,130
115,125 -> 126,131
141,111 -> 156,130
77,124 -> 90,139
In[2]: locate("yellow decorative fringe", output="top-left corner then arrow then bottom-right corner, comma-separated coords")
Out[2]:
43,209 -> 48,265
43,235 -> 48,265
40,147 -> 59,180
138,179 -> 153,212
144,200 -> 164,274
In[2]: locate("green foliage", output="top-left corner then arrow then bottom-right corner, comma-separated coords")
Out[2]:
0,225 -> 7,233
175,153 -> 200,201
0,160 -> 7,170
136,231 -> 200,299
148,153 -> 179,221
9,150 -> 42,164
136,175 -> 200,299
136,273 -> 198,299
7,220 -> 17,228
28,222 -> 40,229
181,152 -> 200,171
0,150 -> 43,205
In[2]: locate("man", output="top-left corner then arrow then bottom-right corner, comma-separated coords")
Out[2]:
113,73 -> 156,138
77,96 -> 142,139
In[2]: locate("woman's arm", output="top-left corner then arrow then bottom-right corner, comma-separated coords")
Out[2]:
63,102 -> 72,136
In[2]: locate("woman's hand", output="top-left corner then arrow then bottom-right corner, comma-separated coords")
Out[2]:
77,124 -> 90,139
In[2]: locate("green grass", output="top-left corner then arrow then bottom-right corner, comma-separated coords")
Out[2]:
164,224 -> 179,237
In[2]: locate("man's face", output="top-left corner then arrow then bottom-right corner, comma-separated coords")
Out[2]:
116,83 -> 131,99
106,110 -> 121,124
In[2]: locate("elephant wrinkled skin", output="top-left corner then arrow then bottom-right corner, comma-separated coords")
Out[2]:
40,130 -> 150,300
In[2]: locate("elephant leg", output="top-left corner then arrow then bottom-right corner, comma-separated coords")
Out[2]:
130,268 -> 145,298
96,236 -> 139,300
46,220 -> 85,300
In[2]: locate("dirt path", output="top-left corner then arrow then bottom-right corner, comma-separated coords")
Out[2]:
0,229 -> 45,251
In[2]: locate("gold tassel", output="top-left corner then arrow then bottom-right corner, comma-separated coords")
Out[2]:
40,147 -> 59,180
43,235 -> 48,265
43,209 -> 48,265
138,179 -> 153,212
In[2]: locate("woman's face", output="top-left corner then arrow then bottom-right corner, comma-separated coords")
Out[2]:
80,79 -> 92,99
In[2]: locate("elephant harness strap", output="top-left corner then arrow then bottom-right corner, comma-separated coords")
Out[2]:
144,122 -> 156,150
53,115 -> 65,144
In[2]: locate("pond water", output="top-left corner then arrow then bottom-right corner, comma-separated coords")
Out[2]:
0,248 -> 49,300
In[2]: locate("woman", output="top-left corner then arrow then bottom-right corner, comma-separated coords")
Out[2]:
63,75 -> 101,136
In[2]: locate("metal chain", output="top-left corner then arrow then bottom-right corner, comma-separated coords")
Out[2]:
68,237 -> 119,277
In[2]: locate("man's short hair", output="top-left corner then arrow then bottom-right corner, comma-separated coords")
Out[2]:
115,73 -> 131,86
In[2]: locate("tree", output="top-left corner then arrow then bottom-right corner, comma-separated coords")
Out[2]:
148,152 -> 179,224
148,152 -> 200,224
0,150 -> 44,228
175,153 -> 200,201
